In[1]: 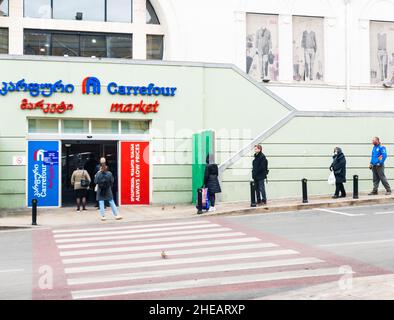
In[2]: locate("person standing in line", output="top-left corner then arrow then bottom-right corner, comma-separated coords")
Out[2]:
71,163 -> 91,212
330,147 -> 347,199
369,137 -> 391,195
252,144 -> 269,205
94,157 -> 107,208
203,154 -> 221,212
94,164 -> 122,221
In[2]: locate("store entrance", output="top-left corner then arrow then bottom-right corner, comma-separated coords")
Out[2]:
61,140 -> 118,207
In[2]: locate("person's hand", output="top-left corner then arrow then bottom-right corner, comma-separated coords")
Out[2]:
369,164 -> 373,169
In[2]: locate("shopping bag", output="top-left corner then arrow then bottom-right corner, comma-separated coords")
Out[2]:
201,188 -> 210,210
328,171 -> 336,185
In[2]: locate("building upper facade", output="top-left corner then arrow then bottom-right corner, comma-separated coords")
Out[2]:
1,0 -> 394,111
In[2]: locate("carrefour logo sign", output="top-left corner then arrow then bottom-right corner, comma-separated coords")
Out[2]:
0,76 -> 177,98
82,76 -> 177,97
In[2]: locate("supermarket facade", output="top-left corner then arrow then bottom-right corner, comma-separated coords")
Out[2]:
1,0 -> 394,209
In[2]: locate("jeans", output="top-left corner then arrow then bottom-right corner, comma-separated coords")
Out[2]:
372,165 -> 391,192
254,179 -> 267,203
209,193 -> 216,207
99,199 -> 118,217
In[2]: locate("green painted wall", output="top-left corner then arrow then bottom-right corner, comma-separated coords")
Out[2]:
222,116 -> 394,202
1,57 -> 393,209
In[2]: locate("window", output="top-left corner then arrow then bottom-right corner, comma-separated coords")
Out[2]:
62,120 -> 89,133
52,33 -> 79,57
24,30 -> 50,55
91,120 -> 119,134
0,28 -> 7,53
107,35 -> 132,59
24,30 -> 133,59
146,35 -> 163,60
80,34 -> 106,58
146,0 -> 159,24
121,120 -> 149,134
53,0 -> 105,21
107,0 -> 132,23
28,119 -> 59,133
0,0 -> 8,17
24,0 -> 51,18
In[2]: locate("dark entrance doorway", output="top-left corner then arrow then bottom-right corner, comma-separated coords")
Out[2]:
61,140 -> 118,207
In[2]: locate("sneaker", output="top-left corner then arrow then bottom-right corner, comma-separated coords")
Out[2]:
332,195 -> 339,199
101,216 -> 106,221
386,191 -> 392,195
115,215 -> 123,220
368,191 -> 378,196
208,207 -> 216,212
76,209 -> 80,212
340,194 -> 347,198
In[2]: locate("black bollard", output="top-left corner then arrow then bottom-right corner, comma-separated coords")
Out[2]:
302,178 -> 308,203
197,188 -> 203,214
32,198 -> 38,225
353,175 -> 359,199
250,181 -> 257,207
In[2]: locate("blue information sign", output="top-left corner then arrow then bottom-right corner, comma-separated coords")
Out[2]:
27,141 -> 59,207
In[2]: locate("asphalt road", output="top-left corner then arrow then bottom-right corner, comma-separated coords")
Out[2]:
1,203 -> 394,300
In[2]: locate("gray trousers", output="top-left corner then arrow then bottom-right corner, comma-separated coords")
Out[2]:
372,165 -> 391,192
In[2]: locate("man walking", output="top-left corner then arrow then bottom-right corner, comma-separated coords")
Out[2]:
252,144 -> 269,205
369,137 -> 391,195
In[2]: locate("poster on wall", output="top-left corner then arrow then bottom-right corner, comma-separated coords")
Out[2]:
370,21 -> 394,85
27,141 -> 59,207
246,13 -> 279,82
292,16 -> 324,82
120,141 -> 150,205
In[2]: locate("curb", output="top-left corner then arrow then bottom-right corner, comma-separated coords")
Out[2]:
1,196 -> 394,229
200,196 -> 394,217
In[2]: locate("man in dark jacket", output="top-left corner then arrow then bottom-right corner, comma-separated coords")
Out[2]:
252,144 -> 269,205
330,147 -> 347,198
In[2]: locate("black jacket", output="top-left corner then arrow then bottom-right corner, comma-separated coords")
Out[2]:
330,151 -> 347,183
252,152 -> 268,180
204,164 -> 222,194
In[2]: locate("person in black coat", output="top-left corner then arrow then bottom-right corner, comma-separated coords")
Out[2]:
203,154 -> 221,212
330,147 -> 347,198
252,144 -> 269,205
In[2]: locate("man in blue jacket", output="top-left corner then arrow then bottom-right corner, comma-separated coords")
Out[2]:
369,137 -> 391,195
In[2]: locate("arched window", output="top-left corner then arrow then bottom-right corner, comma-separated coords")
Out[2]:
146,0 -> 160,24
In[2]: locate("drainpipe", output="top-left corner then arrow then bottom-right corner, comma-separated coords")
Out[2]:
344,0 -> 351,109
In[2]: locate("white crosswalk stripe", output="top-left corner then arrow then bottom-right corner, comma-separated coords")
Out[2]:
72,267 -> 346,300
52,220 -> 351,299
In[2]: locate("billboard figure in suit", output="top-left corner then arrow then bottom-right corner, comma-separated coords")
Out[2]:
302,26 -> 317,81
377,33 -> 388,81
255,26 -> 272,81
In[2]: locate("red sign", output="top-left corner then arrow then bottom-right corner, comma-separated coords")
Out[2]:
110,100 -> 159,114
120,141 -> 150,205
20,98 -> 74,114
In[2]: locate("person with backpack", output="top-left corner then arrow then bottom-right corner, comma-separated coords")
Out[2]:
94,164 -> 122,221
203,154 -> 222,212
252,144 -> 269,205
71,163 -> 91,212
330,147 -> 347,198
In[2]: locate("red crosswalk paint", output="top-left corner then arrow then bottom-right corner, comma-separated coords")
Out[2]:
32,218 -> 392,300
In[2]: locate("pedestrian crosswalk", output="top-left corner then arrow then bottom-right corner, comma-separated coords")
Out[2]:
52,219 -> 355,300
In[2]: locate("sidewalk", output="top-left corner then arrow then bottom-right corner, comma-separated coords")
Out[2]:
1,193 -> 394,229
257,274 -> 394,300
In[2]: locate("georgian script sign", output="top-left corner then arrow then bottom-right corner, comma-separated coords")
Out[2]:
27,141 -> 59,207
